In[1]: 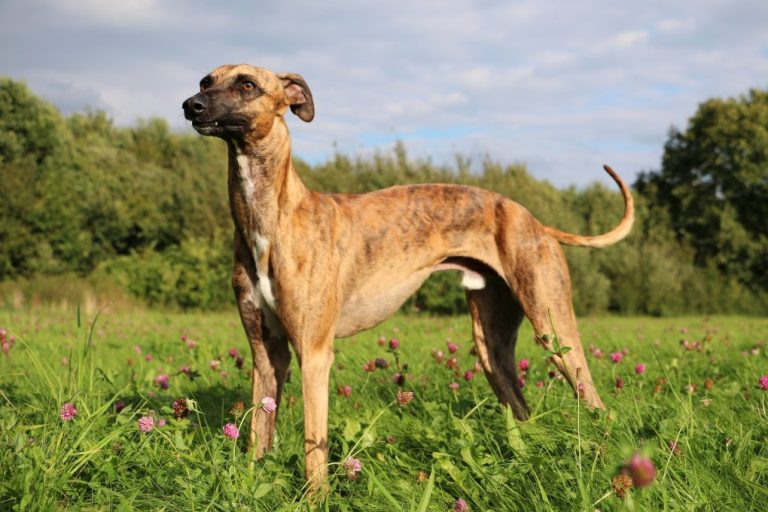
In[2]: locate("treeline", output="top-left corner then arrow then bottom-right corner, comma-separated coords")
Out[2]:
1,78 -> 766,315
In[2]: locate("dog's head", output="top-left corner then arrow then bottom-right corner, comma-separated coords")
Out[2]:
182,64 -> 314,140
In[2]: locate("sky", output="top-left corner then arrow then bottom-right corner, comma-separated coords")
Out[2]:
1,0 -> 767,187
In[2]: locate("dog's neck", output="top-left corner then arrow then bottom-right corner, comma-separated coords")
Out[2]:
227,117 -> 307,265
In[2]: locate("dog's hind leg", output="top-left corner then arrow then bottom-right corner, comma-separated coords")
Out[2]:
466,273 -> 529,420
504,233 -> 605,410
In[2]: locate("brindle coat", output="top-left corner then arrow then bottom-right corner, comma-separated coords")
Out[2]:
182,64 -> 634,493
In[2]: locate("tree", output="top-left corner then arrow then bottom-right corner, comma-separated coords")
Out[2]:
636,88 -> 768,291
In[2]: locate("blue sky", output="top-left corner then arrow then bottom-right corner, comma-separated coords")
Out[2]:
2,0 -> 766,187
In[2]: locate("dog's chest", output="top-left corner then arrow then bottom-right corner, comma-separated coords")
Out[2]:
235,152 -> 277,312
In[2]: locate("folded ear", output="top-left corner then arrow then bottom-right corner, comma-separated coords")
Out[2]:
278,73 -> 314,122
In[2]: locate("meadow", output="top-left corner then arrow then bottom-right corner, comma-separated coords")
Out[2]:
1,306 -> 766,511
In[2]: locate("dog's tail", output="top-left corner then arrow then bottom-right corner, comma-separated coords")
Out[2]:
542,165 -> 634,248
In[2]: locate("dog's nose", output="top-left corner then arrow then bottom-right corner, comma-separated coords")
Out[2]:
182,94 -> 208,118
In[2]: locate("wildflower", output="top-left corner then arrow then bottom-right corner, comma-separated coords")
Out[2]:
548,370 -> 557,379
449,382 -> 459,392
396,390 -> 414,406
611,474 -> 633,499
518,377 -> 526,388
701,398 -> 712,407
363,360 -> 376,372
577,382 -> 585,398
172,398 -> 190,419
447,342 -> 459,354
222,423 -> 240,439
145,354 -> 153,362
518,359 -> 529,372
386,435 -> 397,444
337,385 -> 352,397
615,377 -> 624,390
186,338 -> 197,350
610,352 -> 623,363
59,402 -> 77,421
377,335 -> 386,346
685,383 -> 697,394
230,400 -> 244,418
473,360 -> 483,373
154,374 -> 170,390
464,370 -> 473,381
446,357 -> 459,370
138,415 -> 155,433
431,349 -> 445,364
668,440 -> 682,455
759,375 -> 768,390
454,498 -> 469,512
393,373 -> 405,386
535,380 -> 545,388
114,400 -> 126,413
1,342 -> 9,355
388,338 -> 400,350
209,359 -> 221,370
635,364 -> 646,375
625,454 -> 656,488
134,345 -> 142,354
228,347 -> 239,358
590,346 -> 604,359
235,356 -> 245,369
158,418 -> 167,427
344,457 -> 362,480
704,378 -> 714,390
260,396 -> 277,413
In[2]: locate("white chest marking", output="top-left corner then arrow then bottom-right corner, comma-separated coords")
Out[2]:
236,147 -> 277,312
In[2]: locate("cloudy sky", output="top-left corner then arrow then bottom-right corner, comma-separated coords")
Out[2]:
2,0 -> 766,187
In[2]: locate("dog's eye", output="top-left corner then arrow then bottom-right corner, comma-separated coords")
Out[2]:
200,76 -> 213,92
241,80 -> 257,91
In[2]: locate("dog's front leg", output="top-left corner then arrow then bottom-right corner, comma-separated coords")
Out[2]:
232,239 -> 290,458
295,333 -> 335,495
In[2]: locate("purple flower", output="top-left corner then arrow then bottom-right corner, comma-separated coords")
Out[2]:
228,347 -> 239,358
337,385 -> 352,397
59,402 -> 77,421
454,498 -> 469,512
449,382 -> 459,392
138,415 -> 155,433
344,457 -> 362,480
759,375 -> 768,390
447,342 -> 459,354
114,400 -> 126,413
518,359 -> 529,372
626,454 -> 656,488
464,370 -> 474,381
260,396 -> 277,413
388,338 -> 400,350
635,363 -> 647,375
222,423 -> 240,439
154,374 -> 170,390
610,352 -> 623,363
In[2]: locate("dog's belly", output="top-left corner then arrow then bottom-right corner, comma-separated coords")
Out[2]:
334,262 -> 486,338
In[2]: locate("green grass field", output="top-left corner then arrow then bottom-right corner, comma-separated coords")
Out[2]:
1,307 -> 766,511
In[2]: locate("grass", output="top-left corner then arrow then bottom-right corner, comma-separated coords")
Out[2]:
0,306 -> 767,511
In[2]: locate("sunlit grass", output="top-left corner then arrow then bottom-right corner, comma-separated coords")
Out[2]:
1,308 -> 766,510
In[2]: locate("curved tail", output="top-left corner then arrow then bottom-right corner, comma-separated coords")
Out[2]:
542,165 -> 635,248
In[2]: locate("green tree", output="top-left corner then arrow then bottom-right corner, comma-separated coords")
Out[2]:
636,89 -> 768,291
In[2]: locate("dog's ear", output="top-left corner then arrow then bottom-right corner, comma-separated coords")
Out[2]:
278,73 -> 314,122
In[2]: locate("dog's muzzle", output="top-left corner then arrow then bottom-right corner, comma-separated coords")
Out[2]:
182,93 -> 247,137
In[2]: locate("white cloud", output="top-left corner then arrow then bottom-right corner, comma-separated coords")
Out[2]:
1,0 -> 767,187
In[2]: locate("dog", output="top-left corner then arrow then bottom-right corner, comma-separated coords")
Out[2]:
182,64 -> 634,493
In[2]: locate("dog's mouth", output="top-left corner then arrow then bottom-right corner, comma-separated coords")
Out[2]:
191,117 -> 248,136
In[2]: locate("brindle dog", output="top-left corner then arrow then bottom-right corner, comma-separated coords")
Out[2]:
182,64 -> 634,493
